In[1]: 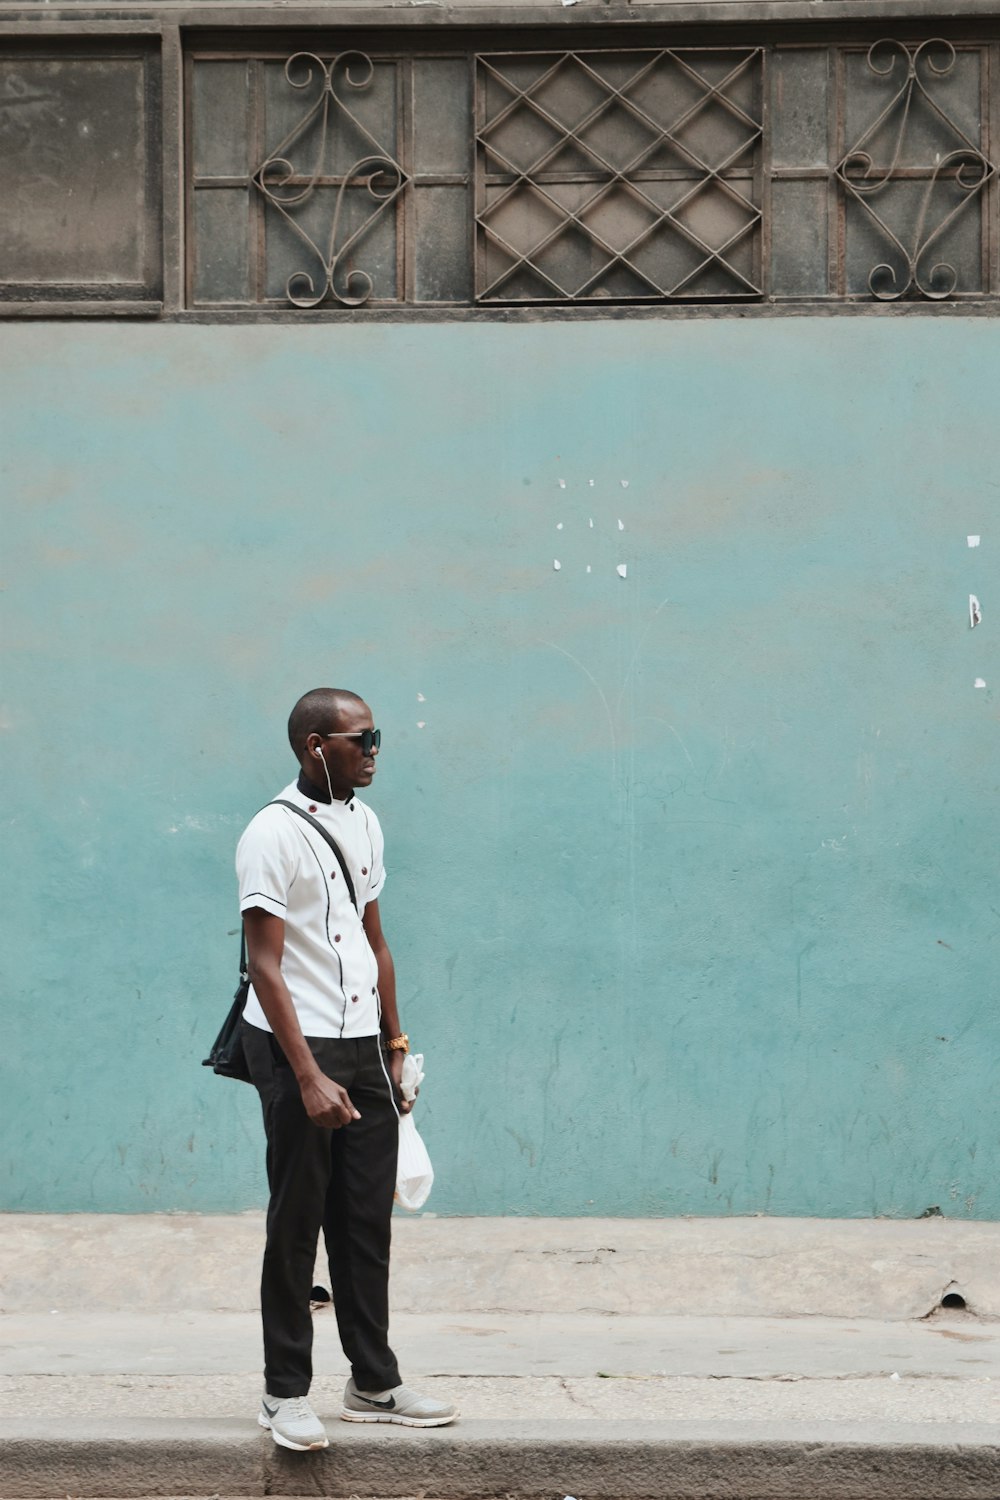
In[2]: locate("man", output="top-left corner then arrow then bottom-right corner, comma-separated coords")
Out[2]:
236,687 -> 456,1451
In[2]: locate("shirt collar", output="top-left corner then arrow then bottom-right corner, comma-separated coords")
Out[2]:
296,770 -> 353,806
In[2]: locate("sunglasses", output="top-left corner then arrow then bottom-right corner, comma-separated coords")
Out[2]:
322,728 -> 381,754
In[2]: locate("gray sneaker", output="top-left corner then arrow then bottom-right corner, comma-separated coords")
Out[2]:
341,1376 -> 457,1427
258,1393 -> 329,1450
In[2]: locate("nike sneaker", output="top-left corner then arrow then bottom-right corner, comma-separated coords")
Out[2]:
340,1376 -> 457,1427
258,1393 -> 329,1450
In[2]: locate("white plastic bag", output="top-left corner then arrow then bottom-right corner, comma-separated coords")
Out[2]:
395,1053 -> 434,1211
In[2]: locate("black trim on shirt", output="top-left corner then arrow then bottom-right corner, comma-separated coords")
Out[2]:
296,770 -> 331,803
295,770 -> 355,806
358,803 -> 376,887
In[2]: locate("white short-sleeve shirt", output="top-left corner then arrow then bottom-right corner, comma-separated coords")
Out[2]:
236,779 -> 386,1039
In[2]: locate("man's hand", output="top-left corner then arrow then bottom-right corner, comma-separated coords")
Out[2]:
387,1048 -> 415,1116
299,1071 -> 361,1129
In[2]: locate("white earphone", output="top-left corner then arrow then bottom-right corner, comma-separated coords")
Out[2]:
312,739 -> 335,802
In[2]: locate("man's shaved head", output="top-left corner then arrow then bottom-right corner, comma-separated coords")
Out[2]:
288,688 -> 367,759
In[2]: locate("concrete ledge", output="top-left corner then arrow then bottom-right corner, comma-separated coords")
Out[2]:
5,0 -> 1000,24
4,1420 -> 1000,1500
4,1215 -> 1000,1320
265,1423 -> 1000,1500
1,1420 -> 263,1499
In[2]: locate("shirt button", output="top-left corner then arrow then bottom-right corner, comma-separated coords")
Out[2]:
361,867 -> 368,875
334,934 -> 341,943
371,986 -> 376,995
330,872 -> 337,880
308,804 -> 317,813
351,994 -> 358,1003
350,803 -> 355,811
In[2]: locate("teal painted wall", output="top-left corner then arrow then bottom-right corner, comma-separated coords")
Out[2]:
3,319 -> 999,1217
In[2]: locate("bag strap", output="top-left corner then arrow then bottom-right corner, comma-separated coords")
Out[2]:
269,799 -> 360,914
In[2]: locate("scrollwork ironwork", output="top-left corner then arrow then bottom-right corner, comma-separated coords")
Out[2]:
834,39 -> 996,301
251,52 -> 409,308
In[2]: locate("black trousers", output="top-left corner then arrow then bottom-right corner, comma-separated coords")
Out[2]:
242,1023 -> 402,1399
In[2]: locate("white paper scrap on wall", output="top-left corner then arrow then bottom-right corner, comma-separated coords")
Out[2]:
975,678 -> 987,689
968,535 -> 981,547
616,564 -> 627,579
558,478 -> 566,488
417,693 -> 426,702
620,479 -> 629,488
618,519 -> 625,530
417,721 -> 426,729
589,518 -> 594,528
553,559 -> 562,571
586,565 -> 592,573
556,522 -> 564,530
970,594 -> 982,628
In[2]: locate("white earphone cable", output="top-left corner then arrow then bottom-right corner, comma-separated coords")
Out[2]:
316,744 -> 337,804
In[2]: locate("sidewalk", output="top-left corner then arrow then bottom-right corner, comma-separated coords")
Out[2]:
2,1214 -> 999,1497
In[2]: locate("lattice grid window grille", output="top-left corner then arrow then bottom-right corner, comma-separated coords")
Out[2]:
475,48 -> 763,304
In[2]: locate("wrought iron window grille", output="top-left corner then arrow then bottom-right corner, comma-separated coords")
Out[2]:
181,34 -> 1000,314
475,48 -> 763,304
250,51 -> 410,309
834,39 -> 998,302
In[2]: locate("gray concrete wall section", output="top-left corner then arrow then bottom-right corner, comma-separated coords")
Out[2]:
6,1 -> 1000,28
3,1216 -> 1000,1498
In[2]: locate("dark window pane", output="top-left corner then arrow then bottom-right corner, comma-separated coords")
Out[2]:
636,178 -> 758,296
771,180 -> 828,296
261,55 -> 398,180
192,188 -> 250,303
771,49 -> 829,168
0,56 -> 153,289
844,44 -> 983,170
264,184 -> 399,303
412,58 -> 471,175
414,186 -> 471,301
845,176 -> 983,298
191,61 -> 250,178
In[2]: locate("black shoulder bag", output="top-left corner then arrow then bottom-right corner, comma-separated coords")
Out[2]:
202,801 -> 359,1082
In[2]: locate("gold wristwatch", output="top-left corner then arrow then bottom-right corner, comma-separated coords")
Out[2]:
385,1033 -> 410,1054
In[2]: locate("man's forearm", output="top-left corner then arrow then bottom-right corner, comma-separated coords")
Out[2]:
248,961 -> 323,1085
